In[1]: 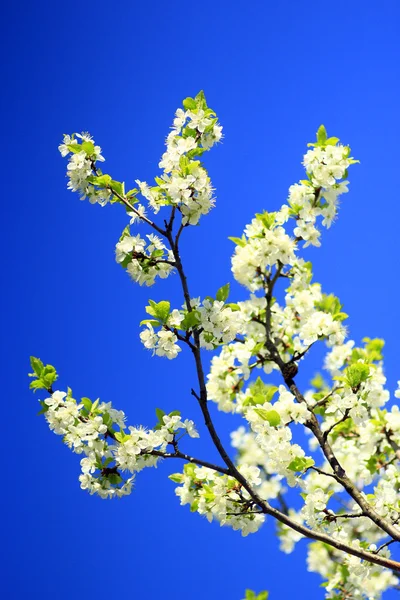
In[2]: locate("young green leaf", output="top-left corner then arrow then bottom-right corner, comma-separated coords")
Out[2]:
216,283 -> 230,303
183,97 -> 197,110
316,124 -> 327,145
253,408 -> 281,427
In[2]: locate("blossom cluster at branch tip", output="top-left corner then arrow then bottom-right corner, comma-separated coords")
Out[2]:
58,132 -> 113,206
29,357 -> 199,499
135,90 -> 222,225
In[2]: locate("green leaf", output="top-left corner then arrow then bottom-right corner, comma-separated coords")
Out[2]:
366,455 -> 379,475
179,156 -> 191,172
344,363 -> 370,388
42,365 -> 57,388
152,249 -> 164,258
225,303 -> 240,311
187,148 -> 206,159
245,379 -> 278,406
30,357 -> 44,377
155,408 -> 166,423
146,300 -> 171,323
119,224 -> 131,241
102,413 -> 112,427
288,456 -> 315,472
316,125 -> 327,145
88,174 -> 112,187
333,311 -> 348,322
108,473 -> 123,485
182,127 -> 197,138
156,301 -> 171,322
169,410 -> 181,417
115,430 -> 130,443
145,300 -> 157,316
82,141 -> 95,155
140,319 -> 161,327
255,211 -> 276,229
66,143 -> 82,154
184,463 -> 196,477
81,397 -> 92,411
325,137 -> 340,146
183,97 -> 197,110
228,236 -> 246,247
110,180 -> 125,197
264,385 -> 279,403
216,283 -> 230,303
169,473 -> 184,483
362,337 -> 385,362
30,379 -> 47,392
194,90 -> 207,109
253,408 -> 281,427
181,311 -> 201,331
37,400 -> 49,415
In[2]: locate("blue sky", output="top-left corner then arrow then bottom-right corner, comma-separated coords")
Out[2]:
2,1 -> 400,598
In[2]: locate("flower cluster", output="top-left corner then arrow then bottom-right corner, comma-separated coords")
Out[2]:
140,291 -> 246,358
231,426 -> 285,502
115,414 -> 199,474
207,338 -> 264,412
195,295 -> 245,349
135,91 -> 222,225
288,127 -> 357,247
171,463 -> 265,536
206,268 -> 348,414
40,387 -> 134,499
231,210 -> 296,291
31,359 -> 199,499
59,133 -> 112,206
278,279 -> 348,354
243,385 -> 313,485
307,541 -> 397,600
115,227 -> 175,286
140,325 -> 181,359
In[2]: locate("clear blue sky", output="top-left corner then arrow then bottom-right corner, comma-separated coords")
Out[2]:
2,1 -> 400,598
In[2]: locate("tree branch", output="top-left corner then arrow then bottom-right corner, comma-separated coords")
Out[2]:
92,163 -> 166,236
261,266 -> 400,543
163,216 -> 400,574
145,448 -> 230,476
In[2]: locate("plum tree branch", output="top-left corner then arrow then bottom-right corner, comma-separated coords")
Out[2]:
162,215 -> 400,574
262,271 -> 400,543
145,448 -> 230,476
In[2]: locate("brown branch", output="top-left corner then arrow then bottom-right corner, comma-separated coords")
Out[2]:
287,377 -> 400,542
260,268 -> 400,543
374,538 -> 398,555
322,509 -> 365,522
92,163 -> 166,236
265,502 -> 400,573
163,215 -> 400,573
145,448 -> 230,476
308,465 -> 342,483
322,408 -> 351,441
384,428 -> 400,461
